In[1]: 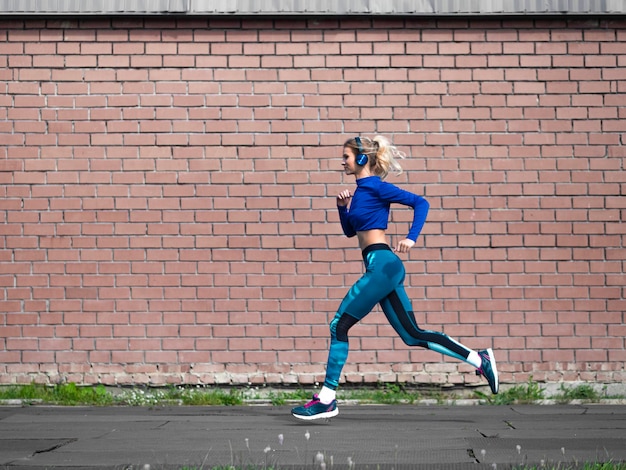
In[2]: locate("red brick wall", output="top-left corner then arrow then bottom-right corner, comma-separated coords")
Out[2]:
1,16 -> 625,388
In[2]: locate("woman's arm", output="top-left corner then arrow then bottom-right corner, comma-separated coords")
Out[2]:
379,182 -> 430,242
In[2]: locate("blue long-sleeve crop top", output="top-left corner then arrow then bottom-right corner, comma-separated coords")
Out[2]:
337,176 -> 430,242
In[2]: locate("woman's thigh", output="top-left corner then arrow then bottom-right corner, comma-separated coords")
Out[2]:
337,250 -> 405,321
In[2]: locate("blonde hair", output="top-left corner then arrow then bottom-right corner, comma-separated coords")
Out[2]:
345,135 -> 405,180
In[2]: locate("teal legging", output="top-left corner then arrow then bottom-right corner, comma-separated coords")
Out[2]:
323,243 -> 473,390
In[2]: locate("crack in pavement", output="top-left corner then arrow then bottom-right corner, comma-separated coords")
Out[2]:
31,438 -> 78,456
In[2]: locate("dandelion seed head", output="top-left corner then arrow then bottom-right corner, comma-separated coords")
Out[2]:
315,452 -> 325,463
278,433 -> 284,446
481,449 -> 486,459
492,464 -> 497,470
516,444 -> 521,454
305,430 -> 311,441
540,459 -> 545,467
561,447 -> 566,455
264,446 -> 271,454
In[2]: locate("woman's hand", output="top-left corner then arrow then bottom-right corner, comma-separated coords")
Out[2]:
394,238 -> 415,253
336,189 -> 352,207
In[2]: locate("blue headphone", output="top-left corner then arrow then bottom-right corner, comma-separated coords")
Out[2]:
354,137 -> 368,166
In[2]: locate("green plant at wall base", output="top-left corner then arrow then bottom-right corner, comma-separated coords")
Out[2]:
341,382 -> 422,404
268,388 -> 311,404
181,387 -> 244,406
266,391 -> 286,406
475,376 -> 545,405
1,378 -> 622,407
114,386 -> 246,406
52,383 -> 114,405
0,383 -> 40,401
0,383 -> 245,407
0,383 -> 114,406
554,383 -> 601,403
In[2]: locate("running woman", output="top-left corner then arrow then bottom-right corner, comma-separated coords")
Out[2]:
291,136 -> 499,421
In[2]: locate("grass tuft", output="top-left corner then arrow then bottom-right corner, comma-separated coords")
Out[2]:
553,383 -> 601,404
0,383 -> 114,406
475,376 -> 545,405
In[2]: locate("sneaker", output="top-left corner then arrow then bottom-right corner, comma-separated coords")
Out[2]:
475,348 -> 499,394
291,394 -> 338,421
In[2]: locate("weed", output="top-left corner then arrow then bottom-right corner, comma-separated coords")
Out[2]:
475,376 -> 545,405
52,383 -> 114,406
114,386 -> 245,407
0,383 -> 247,407
267,391 -> 285,406
554,383 -> 600,404
181,387 -> 244,406
340,382 -> 422,404
0,383 -> 114,406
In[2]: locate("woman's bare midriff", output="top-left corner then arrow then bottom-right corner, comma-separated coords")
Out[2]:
357,229 -> 388,251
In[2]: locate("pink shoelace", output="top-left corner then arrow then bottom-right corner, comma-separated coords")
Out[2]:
304,395 -> 321,408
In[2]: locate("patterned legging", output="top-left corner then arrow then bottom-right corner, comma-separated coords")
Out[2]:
323,243 -> 473,390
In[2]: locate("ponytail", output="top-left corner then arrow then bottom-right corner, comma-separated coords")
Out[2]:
372,135 -> 404,179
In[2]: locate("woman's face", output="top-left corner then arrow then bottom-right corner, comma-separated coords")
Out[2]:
341,146 -> 358,175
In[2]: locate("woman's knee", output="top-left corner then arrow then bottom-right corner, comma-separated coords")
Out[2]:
399,335 -> 427,348
330,313 -> 359,342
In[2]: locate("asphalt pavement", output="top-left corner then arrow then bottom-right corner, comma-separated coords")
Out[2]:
0,403 -> 625,469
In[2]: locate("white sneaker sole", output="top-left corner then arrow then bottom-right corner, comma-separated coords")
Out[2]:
486,347 -> 499,394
